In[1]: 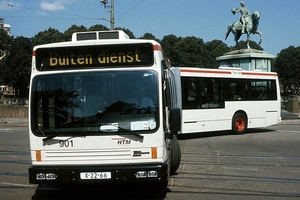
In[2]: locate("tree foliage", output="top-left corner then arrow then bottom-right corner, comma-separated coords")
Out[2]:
115,27 -> 135,39
0,29 -> 13,51
230,40 -> 264,52
177,36 -> 206,67
160,34 -> 183,66
32,28 -> 64,47
139,33 -> 158,41
89,24 -> 109,32
0,22 -> 298,96
205,39 -> 231,68
63,25 -> 88,41
0,36 -> 31,85
161,36 -> 230,68
273,46 -> 300,95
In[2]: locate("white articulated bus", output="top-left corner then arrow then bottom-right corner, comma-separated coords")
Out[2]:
179,67 -> 281,134
28,30 -> 182,188
28,30 -> 281,188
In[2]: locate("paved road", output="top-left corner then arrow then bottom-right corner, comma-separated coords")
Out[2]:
0,121 -> 299,199
167,122 -> 300,199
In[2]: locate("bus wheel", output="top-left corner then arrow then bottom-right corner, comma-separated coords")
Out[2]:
170,137 -> 181,175
232,112 -> 247,134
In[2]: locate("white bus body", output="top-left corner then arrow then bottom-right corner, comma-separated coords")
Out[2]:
28,30 -> 280,186
179,67 -> 281,134
28,30 -> 181,187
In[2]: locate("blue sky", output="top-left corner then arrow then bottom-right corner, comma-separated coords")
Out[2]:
1,0 -> 299,56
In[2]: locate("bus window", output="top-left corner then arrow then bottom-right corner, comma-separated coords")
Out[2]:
201,78 -> 224,108
229,80 -> 248,100
181,77 -> 198,109
31,71 -> 159,135
181,77 -> 224,109
268,80 -> 277,100
250,80 -> 277,100
251,80 -> 267,100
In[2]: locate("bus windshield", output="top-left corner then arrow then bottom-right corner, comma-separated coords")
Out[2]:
31,70 -> 159,137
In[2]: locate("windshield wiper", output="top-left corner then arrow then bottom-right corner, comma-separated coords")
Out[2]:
99,123 -> 144,140
41,127 -> 99,142
41,125 -> 143,142
43,134 -> 59,142
116,126 -> 144,140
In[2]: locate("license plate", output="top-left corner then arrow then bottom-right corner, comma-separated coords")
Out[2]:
80,172 -> 111,180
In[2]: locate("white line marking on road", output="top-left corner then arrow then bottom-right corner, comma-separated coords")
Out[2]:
1,182 -> 35,187
0,128 -> 20,131
222,167 -> 258,171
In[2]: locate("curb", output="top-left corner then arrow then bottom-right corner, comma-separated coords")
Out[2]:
0,118 -> 29,127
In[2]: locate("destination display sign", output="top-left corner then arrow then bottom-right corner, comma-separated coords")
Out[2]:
35,43 -> 154,70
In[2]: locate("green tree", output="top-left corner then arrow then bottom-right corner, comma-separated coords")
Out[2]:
32,28 -> 63,47
88,24 -> 108,31
230,40 -> 263,51
0,30 -> 13,84
160,34 -> 183,66
63,25 -> 88,41
139,33 -> 159,41
115,27 -> 135,39
177,36 -> 206,67
162,36 -> 229,68
0,29 -> 13,51
0,36 -> 31,86
205,39 -> 230,68
273,46 -> 300,95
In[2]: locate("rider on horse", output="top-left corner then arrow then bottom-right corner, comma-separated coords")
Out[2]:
231,1 -> 250,33
225,1 -> 262,48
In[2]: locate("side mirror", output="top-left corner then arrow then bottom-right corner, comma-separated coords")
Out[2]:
170,108 -> 181,134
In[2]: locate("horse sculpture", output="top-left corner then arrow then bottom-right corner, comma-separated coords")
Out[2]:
225,11 -> 262,49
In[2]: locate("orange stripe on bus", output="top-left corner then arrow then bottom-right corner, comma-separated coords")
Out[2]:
241,71 -> 277,76
181,68 -> 278,76
180,69 -> 231,74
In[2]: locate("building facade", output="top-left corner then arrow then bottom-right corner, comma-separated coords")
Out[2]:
0,18 -> 11,36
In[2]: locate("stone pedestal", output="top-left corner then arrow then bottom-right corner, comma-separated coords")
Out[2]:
216,49 -> 275,72
288,98 -> 299,113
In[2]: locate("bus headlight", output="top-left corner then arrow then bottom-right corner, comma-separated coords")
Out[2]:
136,170 -> 158,178
36,173 -> 57,180
36,173 -> 46,180
46,173 -> 56,180
136,171 -> 147,178
147,171 -> 158,178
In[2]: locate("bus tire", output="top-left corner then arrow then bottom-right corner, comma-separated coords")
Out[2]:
170,137 -> 181,175
232,112 -> 247,134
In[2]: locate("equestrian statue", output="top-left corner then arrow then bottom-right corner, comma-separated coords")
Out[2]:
225,1 -> 262,49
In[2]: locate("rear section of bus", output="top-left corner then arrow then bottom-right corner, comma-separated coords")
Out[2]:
179,67 -> 281,134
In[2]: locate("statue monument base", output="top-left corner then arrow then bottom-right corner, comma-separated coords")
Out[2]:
216,49 -> 275,72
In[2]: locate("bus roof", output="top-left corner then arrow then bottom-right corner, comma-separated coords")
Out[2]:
71,30 -> 130,41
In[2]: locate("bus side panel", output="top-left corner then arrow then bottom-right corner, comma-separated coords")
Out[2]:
181,109 -> 231,134
265,111 -> 281,126
181,101 -> 280,134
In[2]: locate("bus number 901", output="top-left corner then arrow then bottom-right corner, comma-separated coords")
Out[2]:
59,140 -> 74,147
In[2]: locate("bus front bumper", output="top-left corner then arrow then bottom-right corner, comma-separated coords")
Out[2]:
28,161 -> 169,184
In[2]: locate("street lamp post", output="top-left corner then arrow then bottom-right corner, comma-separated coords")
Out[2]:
100,0 -> 115,30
